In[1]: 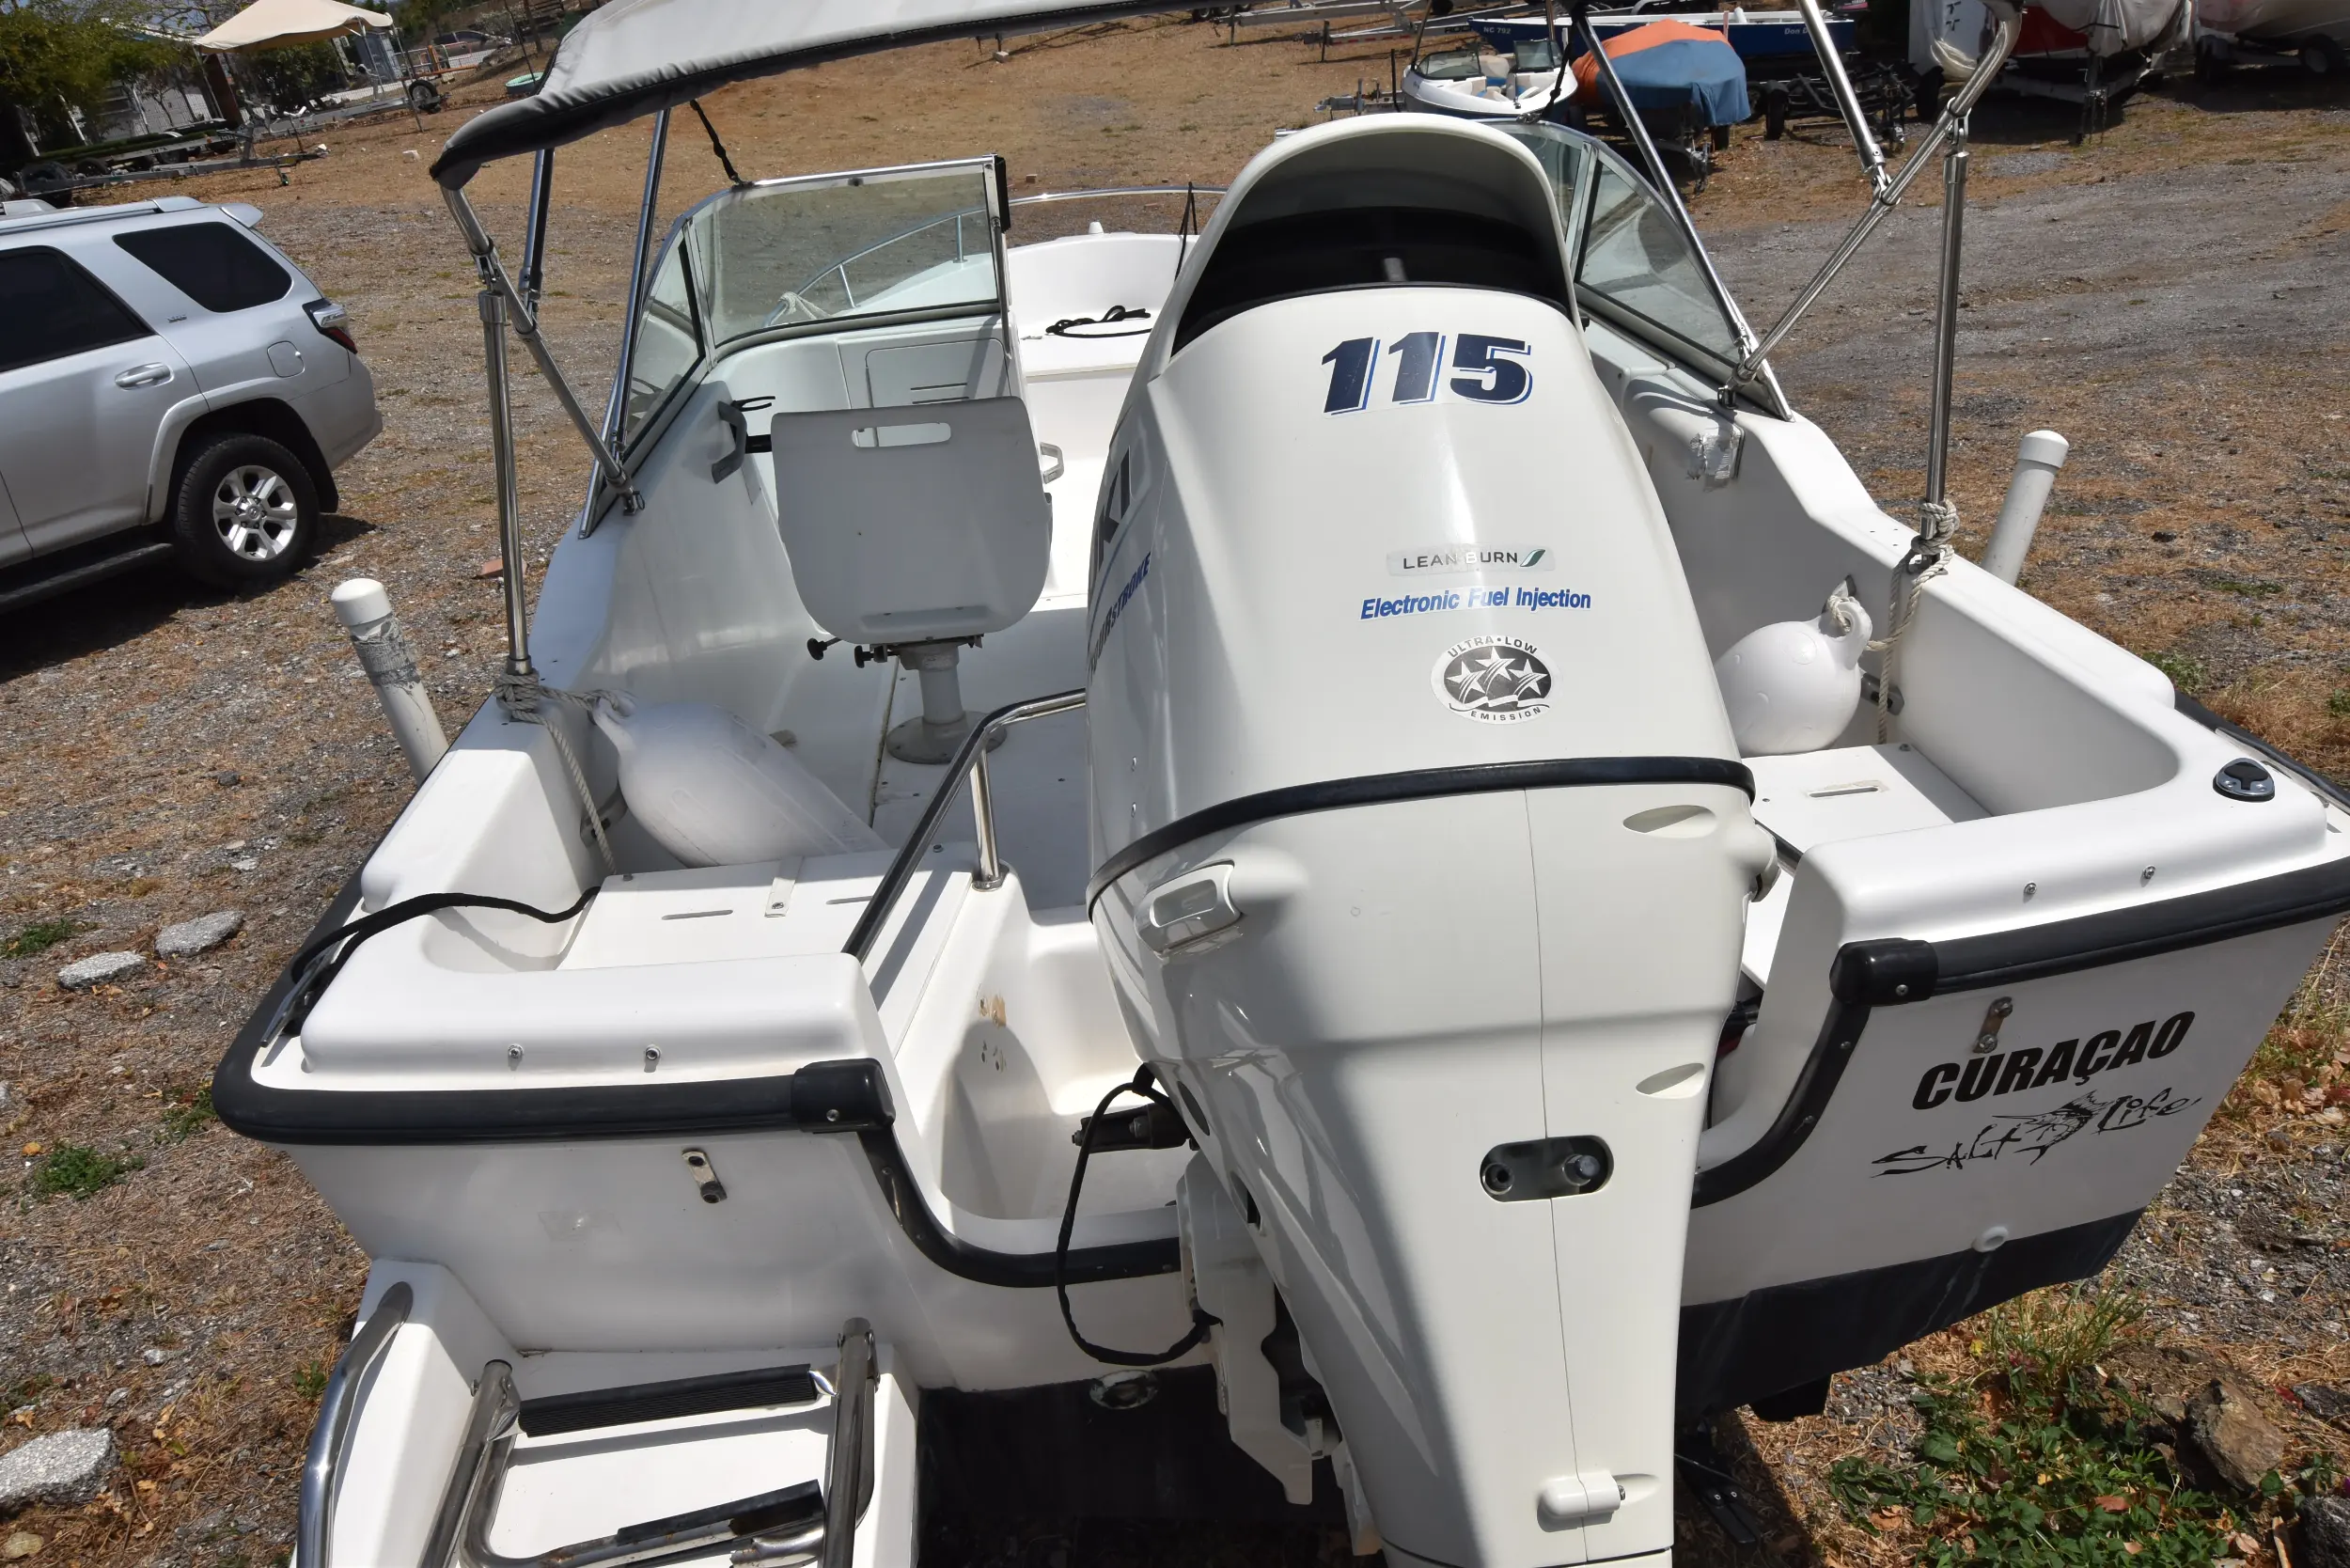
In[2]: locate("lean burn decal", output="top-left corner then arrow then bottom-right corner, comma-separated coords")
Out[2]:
1908,1011 -> 2194,1110
1434,635 -> 1552,722
1387,544 -> 1555,577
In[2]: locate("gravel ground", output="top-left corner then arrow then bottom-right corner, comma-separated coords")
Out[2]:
1,20 -> 2345,1567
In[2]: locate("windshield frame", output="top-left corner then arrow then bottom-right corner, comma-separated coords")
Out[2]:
1500,121 -> 1785,418
612,154 -> 1014,462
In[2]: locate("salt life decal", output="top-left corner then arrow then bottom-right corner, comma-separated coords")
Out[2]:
1434,635 -> 1552,722
1322,334 -> 1533,412
1387,544 -> 1555,577
1363,586 -> 1592,619
1872,1085 -> 2201,1176
1909,1011 -> 2194,1109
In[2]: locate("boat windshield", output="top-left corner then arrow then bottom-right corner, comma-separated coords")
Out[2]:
1418,46 -> 1487,80
1498,123 -> 1743,374
622,157 -> 1006,448
688,160 -> 1001,350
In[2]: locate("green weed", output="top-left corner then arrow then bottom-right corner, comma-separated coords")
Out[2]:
28,1142 -> 145,1200
161,1086 -> 215,1143
2,919 -> 79,958
2327,689 -> 2350,718
2146,650 -> 2207,695
1829,1287 -> 2236,1566
294,1361 -> 329,1402
2212,576 -> 2285,599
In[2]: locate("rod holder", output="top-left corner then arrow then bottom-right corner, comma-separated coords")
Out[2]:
1982,430 -> 2069,585
332,577 -> 447,781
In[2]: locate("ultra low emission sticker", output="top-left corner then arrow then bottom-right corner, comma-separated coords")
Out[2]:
1434,635 -> 1552,722
1873,1011 -> 2201,1177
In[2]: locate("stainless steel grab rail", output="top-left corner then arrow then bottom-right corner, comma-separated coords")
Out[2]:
297,1280 -> 414,1568
843,690 -> 1086,962
427,1321 -> 875,1568
813,1320 -> 874,1568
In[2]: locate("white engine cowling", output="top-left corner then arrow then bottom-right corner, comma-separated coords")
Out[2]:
1087,118 -> 1771,1568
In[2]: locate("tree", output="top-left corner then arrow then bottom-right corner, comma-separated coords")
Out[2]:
0,0 -> 176,154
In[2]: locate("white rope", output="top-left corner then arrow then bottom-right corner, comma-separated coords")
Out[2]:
495,670 -> 619,877
1867,499 -> 1961,743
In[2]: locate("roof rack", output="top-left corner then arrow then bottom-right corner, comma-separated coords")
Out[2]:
0,195 -> 207,233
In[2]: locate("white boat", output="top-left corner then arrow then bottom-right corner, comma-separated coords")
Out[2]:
1400,36 -> 1578,118
212,3 -> 2350,1565
2194,0 -> 2350,45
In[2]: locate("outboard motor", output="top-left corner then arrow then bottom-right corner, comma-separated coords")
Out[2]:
1086,118 -> 1773,1567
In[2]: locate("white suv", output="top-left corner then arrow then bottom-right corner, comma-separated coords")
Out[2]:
0,196 -> 381,604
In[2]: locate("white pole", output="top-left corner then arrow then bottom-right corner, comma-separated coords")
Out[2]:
332,578 -> 448,782
1981,430 -> 2070,586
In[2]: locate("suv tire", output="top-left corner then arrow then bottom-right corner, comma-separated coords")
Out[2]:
170,432 -> 320,588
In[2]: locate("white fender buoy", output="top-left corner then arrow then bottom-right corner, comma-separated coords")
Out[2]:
591,695 -> 885,868
1714,583 -> 1873,757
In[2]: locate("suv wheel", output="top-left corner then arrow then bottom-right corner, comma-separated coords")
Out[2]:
170,433 -> 319,588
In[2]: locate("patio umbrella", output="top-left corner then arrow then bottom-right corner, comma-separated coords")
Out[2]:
194,0 -> 392,51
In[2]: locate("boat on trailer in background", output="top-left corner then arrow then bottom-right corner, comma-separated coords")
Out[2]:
212,1 -> 2350,1564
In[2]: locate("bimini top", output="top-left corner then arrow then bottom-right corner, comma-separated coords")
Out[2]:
431,0 -> 1185,189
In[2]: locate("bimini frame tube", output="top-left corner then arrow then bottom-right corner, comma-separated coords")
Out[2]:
1790,0 -> 1888,195
478,285 -> 531,680
586,108 -> 671,539
1732,0 -> 2019,387
1925,118 -> 1970,506
443,184 -> 642,513
519,149 -> 555,315
1569,3 -> 1779,410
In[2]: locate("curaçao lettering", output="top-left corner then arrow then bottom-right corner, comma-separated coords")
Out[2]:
1361,584 -> 1593,619
1909,1011 -> 2194,1111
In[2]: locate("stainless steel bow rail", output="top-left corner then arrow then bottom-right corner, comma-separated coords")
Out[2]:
843,689 -> 1087,963
297,1281 -> 413,1568
401,1318 -> 878,1568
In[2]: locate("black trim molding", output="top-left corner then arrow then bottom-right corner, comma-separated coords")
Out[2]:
212,878 -> 1181,1290
1089,756 -> 1755,907
1695,854 -> 2350,1207
1692,994 -> 1872,1208
1678,1210 -> 2140,1419
1931,855 -> 2350,997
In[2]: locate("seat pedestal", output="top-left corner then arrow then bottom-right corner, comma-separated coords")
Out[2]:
885,641 -> 999,763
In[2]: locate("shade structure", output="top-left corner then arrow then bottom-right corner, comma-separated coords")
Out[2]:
195,0 -> 392,53
431,0 -> 1190,187
1573,20 -> 1750,127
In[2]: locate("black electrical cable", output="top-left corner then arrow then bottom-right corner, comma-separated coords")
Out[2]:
276,887 -> 599,1037
688,98 -> 747,187
1055,1064 -> 1218,1367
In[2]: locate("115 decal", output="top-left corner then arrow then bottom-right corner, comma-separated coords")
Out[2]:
1321,334 -> 1534,414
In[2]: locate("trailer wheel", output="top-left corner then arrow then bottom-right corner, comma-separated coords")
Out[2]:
2303,35 -> 2346,75
2196,42 -> 2232,84
1712,122 -> 1731,151
1763,84 -> 1789,139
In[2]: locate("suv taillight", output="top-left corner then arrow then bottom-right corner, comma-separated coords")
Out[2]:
306,298 -> 357,353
